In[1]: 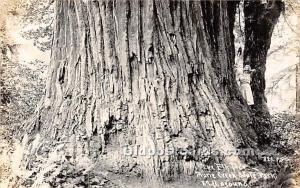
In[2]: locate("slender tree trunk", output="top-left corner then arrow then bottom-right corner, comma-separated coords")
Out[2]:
296,58 -> 300,120
20,0 -> 272,183
296,50 -> 300,120
296,12 -> 300,119
0,20 -> 8,110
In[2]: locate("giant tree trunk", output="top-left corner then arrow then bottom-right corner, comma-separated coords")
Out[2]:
21,0 -> 259,183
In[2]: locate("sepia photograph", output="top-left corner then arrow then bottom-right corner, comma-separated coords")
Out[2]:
0,0 -> 300,187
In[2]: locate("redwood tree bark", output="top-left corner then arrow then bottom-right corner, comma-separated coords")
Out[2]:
21,0 -> 260,183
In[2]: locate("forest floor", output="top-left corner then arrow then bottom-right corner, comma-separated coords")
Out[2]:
0,113 -> 300,188
252,113 -> 300,187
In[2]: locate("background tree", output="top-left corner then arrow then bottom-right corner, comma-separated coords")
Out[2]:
21,0 -> 54,52
0,0 -> 53,184
243,0 -> 284,115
